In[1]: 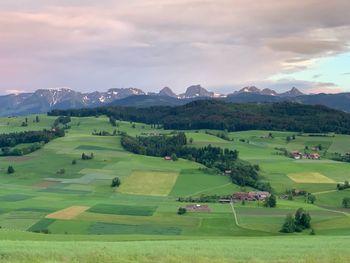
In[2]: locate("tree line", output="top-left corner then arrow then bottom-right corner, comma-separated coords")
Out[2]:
49,100 -> 350,134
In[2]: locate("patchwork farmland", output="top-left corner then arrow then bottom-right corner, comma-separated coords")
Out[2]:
0,115 -> 350,262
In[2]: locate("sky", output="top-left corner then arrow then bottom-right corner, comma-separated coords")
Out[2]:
0,0 -> 350,95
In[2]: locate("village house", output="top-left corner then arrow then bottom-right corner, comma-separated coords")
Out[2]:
291,151 -> 302,160
290,151 -> 320,160
309,153 -> 320,160
164,156 -> 172,161
232,191 -> 270,202
223,170 -> 232,176
186,204 -> 211,213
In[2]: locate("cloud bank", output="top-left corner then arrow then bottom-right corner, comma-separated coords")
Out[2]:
0,0 -> 349,93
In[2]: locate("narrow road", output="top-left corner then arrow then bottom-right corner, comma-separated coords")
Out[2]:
230,202 -> 240,226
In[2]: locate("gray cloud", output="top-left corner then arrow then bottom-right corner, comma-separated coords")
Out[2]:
0,0 -> 349,93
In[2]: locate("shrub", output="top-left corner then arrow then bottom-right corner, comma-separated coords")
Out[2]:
56,168 -> 65,175
342,197 -> 350,208
7,165 -> 15,174
177,207 -> 187,215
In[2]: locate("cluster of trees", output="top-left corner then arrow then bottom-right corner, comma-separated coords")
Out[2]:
92,130 -> 117,136
53,116 -> 71,127
49,100 -> 350,134
281,208 -> 312,233
109,116 -> 118,127
337,181 -> 350,191
286,135 -> 296,143
81,152 -> 94,160
330,153 -> 350,163
1,142 -> 44,156
282,189 -> 316,203
0,129 -> 65,156
121,132 -> 187,157
305,193 -> 317,204
121,132 -> 270,191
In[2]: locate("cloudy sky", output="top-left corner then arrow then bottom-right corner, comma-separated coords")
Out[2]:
0,0 -> 350,94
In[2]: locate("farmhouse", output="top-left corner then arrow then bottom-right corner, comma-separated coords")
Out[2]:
164,156 -> 172,161
232,191 -> 270,201
310,153 -> 320,160
291,151 -> 302,160
186,204 -> 211,213
224,170 -> 232,176
290,151 -> 320,160
219,198 -> 232,203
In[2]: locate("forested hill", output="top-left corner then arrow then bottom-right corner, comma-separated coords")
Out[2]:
49,100 -> 350,134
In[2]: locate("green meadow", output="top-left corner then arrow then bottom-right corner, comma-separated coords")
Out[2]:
0,115 -> 350,262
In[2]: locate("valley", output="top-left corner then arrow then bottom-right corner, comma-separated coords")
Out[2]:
0,114 -> 349,262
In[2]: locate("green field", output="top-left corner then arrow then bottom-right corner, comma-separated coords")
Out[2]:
0,116 -> 350,262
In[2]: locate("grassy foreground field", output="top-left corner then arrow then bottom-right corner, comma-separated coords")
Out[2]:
1,115 -> 350,262
0,235 -> 348,263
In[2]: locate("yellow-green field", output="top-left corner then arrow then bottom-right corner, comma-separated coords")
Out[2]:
287,172 -> 336,184
119,170 -> 180,196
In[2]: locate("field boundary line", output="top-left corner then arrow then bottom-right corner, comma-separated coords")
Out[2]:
230,202 -> 240,226
312,190 -> 338,195
185,183 -> 232,197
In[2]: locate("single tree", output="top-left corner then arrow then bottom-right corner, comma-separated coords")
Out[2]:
7,165 -> 15,174
280,214 -> 296,233
295,208 -> 311,230
264,194 -> 277,208
111,177 -> 121,188
171,153 -> 178,161
177,207 -> 187,215
72,160 -> 77,165
342,197 -> 350,208
306,194 -> 316,204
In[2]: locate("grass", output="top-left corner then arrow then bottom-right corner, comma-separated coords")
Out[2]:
0,195 -> 33,202
89,222 -> 182,235
88,204 -> 158,216
1,114 -> 350,260
0,236 -> 349,262
27,218 -> 55,232
119,170 -> 179,196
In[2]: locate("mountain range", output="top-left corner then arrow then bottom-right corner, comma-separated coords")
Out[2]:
1,85 -> 350,116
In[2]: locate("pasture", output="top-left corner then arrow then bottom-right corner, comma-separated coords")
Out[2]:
119,170 -> 179,196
